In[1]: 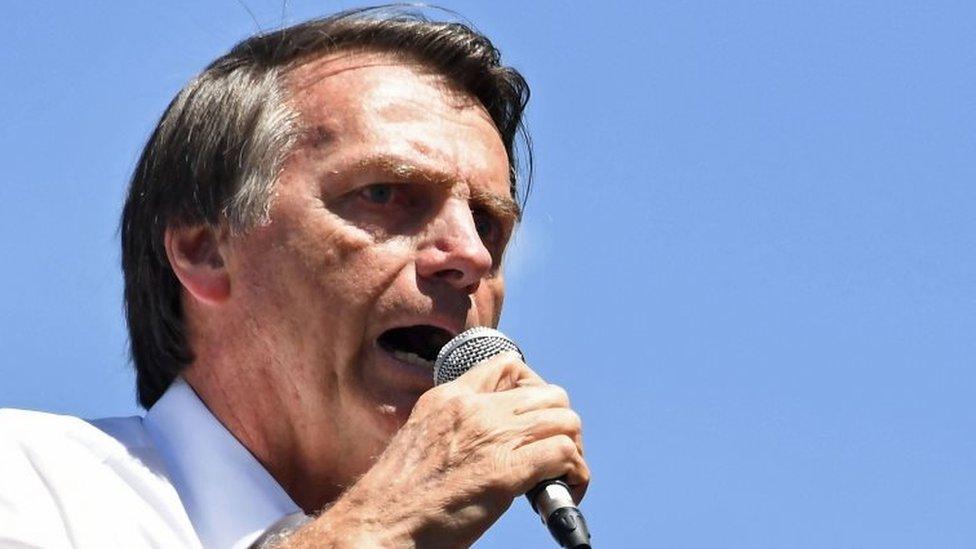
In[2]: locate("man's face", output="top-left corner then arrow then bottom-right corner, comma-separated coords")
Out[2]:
221,52 -> 516,487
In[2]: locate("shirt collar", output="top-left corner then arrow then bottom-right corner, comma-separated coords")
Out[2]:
144,377 -> 302,549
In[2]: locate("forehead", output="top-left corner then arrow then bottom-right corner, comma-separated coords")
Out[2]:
283,51 -> 511,198
286,50 -> 476,110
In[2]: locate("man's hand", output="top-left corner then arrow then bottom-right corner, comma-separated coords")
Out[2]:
285,353 -> 589,548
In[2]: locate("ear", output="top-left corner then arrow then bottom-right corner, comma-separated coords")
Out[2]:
164,224 -> 231,305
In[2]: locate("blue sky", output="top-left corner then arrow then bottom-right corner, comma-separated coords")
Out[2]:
1,2 -> 974,547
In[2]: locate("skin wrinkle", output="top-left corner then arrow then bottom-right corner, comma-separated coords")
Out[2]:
289,62 -> 517,245
325,187 -> 517,267
346,153 -> 522,225
179,50 -> 512,514
185,257 -> 313,495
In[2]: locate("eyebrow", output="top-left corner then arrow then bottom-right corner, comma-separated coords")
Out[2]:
351,153 -> 523,223
471,188 -> 522,224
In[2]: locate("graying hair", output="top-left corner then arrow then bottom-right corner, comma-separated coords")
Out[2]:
121,6 -> 532,408
212,71 -> 298,230
165,69 -> 298,231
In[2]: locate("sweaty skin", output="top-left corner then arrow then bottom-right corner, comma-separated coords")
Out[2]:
165,51 -> 588,546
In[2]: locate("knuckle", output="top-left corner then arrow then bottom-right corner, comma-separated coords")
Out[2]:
488,350 -> 521,369
579,462 -> 592,483
548,384 -> 570,406
574,462 -> 592,492
565,410 -> 582,433
547,408 -> 581,434
555,435 -> 577,459
492,357 -> 531,389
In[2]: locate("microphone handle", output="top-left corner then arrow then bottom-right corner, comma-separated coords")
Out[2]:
526,479 -> 592,548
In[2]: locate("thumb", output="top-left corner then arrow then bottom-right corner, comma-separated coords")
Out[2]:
452,351 -> 546,393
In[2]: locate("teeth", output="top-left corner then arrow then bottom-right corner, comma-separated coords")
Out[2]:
391,349 -> 434,368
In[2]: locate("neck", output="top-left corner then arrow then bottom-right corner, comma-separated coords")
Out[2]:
180,302 -> 347,513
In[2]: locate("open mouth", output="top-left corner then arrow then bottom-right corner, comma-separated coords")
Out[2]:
377,325 -> 454,369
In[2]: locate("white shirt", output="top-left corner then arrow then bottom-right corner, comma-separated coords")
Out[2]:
0,378 -> 302,548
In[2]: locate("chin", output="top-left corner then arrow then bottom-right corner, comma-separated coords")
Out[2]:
357,340 -> 436,429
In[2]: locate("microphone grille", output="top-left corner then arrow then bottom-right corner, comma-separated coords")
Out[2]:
433,327 -> 523,385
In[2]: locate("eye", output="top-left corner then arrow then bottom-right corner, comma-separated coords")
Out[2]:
472,209 -> 499,242
360,184 -> 395,205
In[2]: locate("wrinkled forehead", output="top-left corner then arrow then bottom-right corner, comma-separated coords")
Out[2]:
279,49 -> 512,201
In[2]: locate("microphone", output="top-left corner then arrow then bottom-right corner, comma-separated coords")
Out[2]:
434,327 -> 592,548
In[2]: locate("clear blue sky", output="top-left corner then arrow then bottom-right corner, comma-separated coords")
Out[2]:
1,2 -> 973,547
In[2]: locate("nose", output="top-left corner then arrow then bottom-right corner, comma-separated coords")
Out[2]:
416,198 -> 493,294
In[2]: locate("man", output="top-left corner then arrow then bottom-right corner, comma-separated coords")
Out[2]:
0,7 -> 588,548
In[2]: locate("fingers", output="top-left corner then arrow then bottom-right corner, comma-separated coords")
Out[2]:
452,351 -> 545,393
421,354 -> 590,508
491,383 -> 571,415
510,435 -> 590,503
502,403 -> 588,505
511,407 -> 584,455
449,371 -> 582,463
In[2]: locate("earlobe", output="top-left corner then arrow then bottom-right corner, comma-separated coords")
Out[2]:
164,224 -> 231,305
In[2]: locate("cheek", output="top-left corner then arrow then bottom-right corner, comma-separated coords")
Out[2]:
228,209 -> 379,325
258,215 -> 418,320
284,212 -> 373,275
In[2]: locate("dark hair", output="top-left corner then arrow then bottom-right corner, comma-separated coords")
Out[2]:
121,6 -> 532,408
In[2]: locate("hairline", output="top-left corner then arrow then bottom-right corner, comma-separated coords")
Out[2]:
236,46 -> 519,233
124,11 -> 533,409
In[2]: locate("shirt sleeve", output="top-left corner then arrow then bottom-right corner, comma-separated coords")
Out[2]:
0,412 -> 74,549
